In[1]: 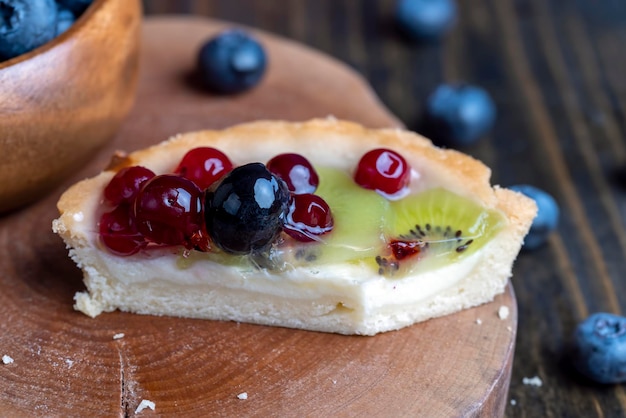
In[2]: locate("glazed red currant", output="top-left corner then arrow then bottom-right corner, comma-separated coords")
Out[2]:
103,166 -> 156,206
284,193 -> 333,242
266,153 -> 319,194
389,239 -> 422,260
174,147 -> 233,189
354,148 -> 411,196
99,204 -> 147,256
133,175 -> 206,249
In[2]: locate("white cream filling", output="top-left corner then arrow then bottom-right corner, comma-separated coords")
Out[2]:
85,239 -> 482,316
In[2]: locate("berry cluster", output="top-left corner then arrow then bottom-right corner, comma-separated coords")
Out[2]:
99,146 -> 413,258
267,153 -> 332,243
0,0 -> 93,62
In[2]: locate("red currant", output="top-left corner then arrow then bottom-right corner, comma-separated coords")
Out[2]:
99,204 -> 147,256
389,239 -> 422,260
103,166 -> 155,206
284,193 -> 333,242
266,153 -> 319,194
174,147 -> 233,190
354,148 -> 411,196
133,175 -> 206,249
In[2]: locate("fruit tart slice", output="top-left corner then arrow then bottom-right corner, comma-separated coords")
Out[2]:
53,119 -> 536,335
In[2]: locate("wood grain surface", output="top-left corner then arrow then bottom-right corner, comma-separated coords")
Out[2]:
142,1 -> 626,417
0,17 -> 517,417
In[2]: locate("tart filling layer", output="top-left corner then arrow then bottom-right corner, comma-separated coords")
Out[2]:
53,119 -> 536,335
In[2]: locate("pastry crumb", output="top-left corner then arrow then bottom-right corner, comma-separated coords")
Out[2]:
113,333 -> 125,340
475,318 -> 482,325
237,392 -> 248,400
522,376 -> 543,387
498,306 -> 510,320
65,359 -> 74,368
2,355 -> 13,364
134,399 -> 155,414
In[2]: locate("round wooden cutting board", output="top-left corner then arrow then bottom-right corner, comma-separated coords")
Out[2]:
0,17 -> 517,417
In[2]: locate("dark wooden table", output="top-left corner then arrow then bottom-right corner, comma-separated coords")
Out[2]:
142,1 -> 626,416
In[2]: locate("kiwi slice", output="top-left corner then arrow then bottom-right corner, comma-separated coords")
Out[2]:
383,188 -> 506,274
301,167 -> 390,266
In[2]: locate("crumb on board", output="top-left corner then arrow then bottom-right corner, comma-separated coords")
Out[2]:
2,355 -> 13,364
113,333 -> 125,340
475,318 -> 482,325
522,376 -> 543,387
498,306 -> 510,320
134,399 -> 155,414
237,392 -> 248,400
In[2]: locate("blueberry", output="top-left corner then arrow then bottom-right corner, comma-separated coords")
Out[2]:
55,7 -> 74,35
395,0 -> 457,41
55,0 -> 91,15
197,30 -> 267,94
509,185 -> 559,250
205,163 -> 290,255
422,83 -> 496,147
571,313 -> 626,384
0,0 -> 58,61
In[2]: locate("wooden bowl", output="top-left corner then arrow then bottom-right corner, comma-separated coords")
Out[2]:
0,0 -> 142,213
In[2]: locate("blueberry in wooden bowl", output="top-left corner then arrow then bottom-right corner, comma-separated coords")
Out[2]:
0,0 -> 142,213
